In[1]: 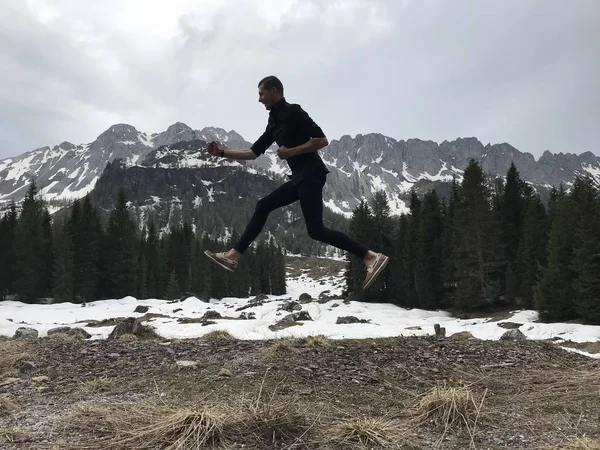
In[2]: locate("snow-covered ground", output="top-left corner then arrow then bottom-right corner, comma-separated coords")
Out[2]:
1,269 -> 599,359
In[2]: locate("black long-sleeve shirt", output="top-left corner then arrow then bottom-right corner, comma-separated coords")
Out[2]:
251,97 -> 330,180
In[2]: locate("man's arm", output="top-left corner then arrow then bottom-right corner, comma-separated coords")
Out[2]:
206,141 -> 257,160
286,137 -> 329,157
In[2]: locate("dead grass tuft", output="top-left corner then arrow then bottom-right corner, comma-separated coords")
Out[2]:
412,384 -> 487,448
202,330 -> 236,341
232,397 -> 310,445
261,338 -> 297,360
545,435 -> 600,450
0,396 -> 16,416
327,416 -> 403,449
118,333 -> 138,340
0,427 -> 28,443
564,435 -> 600,450
0,340 -> 31,377
66,400 -> 223,449
518,363 -> 600,411
47,332 -> 81,341
82,376 -> 115,394
304,334 -> 330,348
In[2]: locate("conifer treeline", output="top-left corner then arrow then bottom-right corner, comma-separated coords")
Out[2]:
345,159 -> 600,324
0,183 -> 286,303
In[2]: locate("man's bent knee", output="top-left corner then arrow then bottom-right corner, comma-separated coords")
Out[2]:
307,225 -> 327,241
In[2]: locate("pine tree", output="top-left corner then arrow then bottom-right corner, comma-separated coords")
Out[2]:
0,201 -> 17,298
388,214 -> 408,305
534,193 -> 577,321
14,181 -> 49,303
517,193 -> 548,308
103,188 -> 138,298
145,220 -> 161,298
416,190 -> 444,309
41,207 -> 53,297
344,200 -> 373,296
570,176 -> 600,324
364,190 -> 394,302
404,190 -> 421,307
499,162 -> 526,304
441,179 -> 461,308
165,271 -> 180,300
272,242 -> 287,295
452,159 -> 504,312
52,219 -> 75,302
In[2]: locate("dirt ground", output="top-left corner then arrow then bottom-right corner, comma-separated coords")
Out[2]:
1,332 -> 599,450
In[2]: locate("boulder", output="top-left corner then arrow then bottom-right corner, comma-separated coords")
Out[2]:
134,305 -> 150,313
298,293 -> 312,304
497,322 -> 523,330
108,318 -> 162,340
47,327 -> 72,335
202,310 -> 222,320
238,312 -> 256,320
336,316 -> 370,325
500,329 -> 526,341
280,301 -> 302,312
13,327 -> 38,339
47,327 -> 91,339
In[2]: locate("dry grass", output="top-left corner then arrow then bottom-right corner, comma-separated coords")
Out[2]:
518,363 -> 600,412
0,339 -> 31,377
412,384 -> 486,449
118,333 -> 138,340
261,338 -> 297,361
66,401 -> 223,449
564,435 -> 600,450
327,416 -> 404,449
82,376 -> 115,394
47,332 -> 82,341
303,334 -> 330,348
66,371 -> 315,449
0,427 -> 28,443
545,435 -> 600,450
0,396 -> 16,416
201,330 -> 236,341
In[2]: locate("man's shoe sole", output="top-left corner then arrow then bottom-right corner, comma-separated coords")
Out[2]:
204,250 -> 237,272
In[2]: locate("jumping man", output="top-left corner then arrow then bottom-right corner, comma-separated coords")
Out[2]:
204,76 -> 389,290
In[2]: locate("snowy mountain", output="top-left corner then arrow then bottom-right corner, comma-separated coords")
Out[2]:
1,122 -> 599,219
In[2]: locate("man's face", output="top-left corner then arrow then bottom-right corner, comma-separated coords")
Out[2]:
258,85 -> 280,110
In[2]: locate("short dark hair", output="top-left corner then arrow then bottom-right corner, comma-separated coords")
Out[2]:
258,75 -> 283,94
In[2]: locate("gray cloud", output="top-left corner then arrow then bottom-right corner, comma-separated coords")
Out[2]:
0,0 -> 598,160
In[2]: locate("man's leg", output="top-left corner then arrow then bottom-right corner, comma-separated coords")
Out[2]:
297,176 -> 389,289
297,176 -> 369,258
225,181 -> 299,260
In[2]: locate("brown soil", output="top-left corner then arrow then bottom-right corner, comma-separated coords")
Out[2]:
1,335 -> 599,449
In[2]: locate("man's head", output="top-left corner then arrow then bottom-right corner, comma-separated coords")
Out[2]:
258,76 -> 284,110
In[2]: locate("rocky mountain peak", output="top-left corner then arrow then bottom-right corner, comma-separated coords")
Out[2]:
152,122 -> 197,148
165,122 -> 193,134
98,124 -> 139,141
56,141 -> 76,150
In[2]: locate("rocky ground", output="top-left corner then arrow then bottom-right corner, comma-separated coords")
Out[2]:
1,330 -> 599,449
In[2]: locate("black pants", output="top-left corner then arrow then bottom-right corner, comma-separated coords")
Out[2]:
234,173 -> 369,258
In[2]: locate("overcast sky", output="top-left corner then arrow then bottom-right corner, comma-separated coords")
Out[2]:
1,0 -> 598,160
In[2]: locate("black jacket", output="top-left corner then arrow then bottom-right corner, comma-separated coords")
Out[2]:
251,98 -> 329,181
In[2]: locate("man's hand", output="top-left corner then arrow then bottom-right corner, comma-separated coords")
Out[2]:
277,146 -> 294,159
206,141 -> 221,157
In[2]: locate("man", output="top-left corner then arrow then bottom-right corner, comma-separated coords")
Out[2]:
204,76 -> 388,290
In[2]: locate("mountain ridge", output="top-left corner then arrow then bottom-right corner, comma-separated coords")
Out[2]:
1,122 -> 599,219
